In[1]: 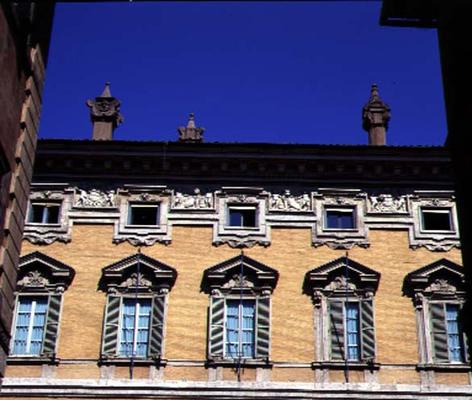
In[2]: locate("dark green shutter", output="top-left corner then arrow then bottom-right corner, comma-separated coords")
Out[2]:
208,296 -> 225,359
256,295 -> 270,359
360,299 -> 375,361
329,300 -> 345,360
149,294 -> 166,358
430,302 -> 449,363
101,295 -> 121,358
41,294 -> 62,357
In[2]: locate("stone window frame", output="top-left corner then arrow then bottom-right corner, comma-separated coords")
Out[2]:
409,192 -> 460,252
404,258 -> 469,374
313,189 -> 369,249
113,185 -> 172,246
304,256 -> 380,383
99,253 -> 177,368
213,187 -> 270,248
8,251 -> 75,364
202,254 -> 278,377
23,184 -> 74,245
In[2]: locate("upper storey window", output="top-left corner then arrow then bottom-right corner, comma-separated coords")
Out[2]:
28,202 -> 61,224
227,206 -> 257,228
325,208 -> 355,230
127,204 -> 159,226
421,208 -> 453,232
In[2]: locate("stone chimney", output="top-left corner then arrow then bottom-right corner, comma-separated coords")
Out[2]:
362,84 -> 391,146
178,113 -> 204,143
86,82 -> 123,140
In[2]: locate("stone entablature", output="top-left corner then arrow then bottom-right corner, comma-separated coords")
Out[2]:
23,185 -> 460,251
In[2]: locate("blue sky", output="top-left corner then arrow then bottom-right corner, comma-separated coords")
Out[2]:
39,1 -> 445,145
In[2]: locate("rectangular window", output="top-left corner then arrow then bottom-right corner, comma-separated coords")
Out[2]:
119,298 -> 151,357
28,203 -> 61,224
228,206 -> 257,228
225,299 -> 255,358
421,209 -> 452,231
127,204 -> 159,226
445,304 -> 463,362
345,302 -> 360,361
325,208 -> 355,229
12,296 -> 48,356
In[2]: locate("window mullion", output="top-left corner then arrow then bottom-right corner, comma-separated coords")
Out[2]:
25,300 -> 37,355
238,302 -> 243,358
133,301 -> 140,357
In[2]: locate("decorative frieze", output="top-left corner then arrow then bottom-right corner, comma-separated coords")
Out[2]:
74,188 -> 116,208
368,194 -> 407,214
172,188 -> 213,210
269,191 -> 311,212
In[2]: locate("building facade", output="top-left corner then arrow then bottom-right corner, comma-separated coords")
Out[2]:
0,86 -> 470,399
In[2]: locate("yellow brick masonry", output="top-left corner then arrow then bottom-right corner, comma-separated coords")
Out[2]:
9,224 -> 463,384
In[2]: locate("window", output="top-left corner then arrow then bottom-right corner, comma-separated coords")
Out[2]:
227,206 -> 257,228
99,253 -> 176,362
10,252 -> 75,360
405,258 -> 468,366
225,299 -> 255,358
127,204 -> 159,226
203,254 -> 278,364
421,208 -> 452,232
12,297 -> 48,356
28,202 -> 61,224
325,208 -> 355,229
119,298 -> 151,358
304,257 -> 380,366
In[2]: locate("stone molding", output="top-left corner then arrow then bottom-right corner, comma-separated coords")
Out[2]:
23,185 -> 460,251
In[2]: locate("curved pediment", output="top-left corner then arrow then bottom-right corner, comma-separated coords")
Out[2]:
202,254 -> 278,294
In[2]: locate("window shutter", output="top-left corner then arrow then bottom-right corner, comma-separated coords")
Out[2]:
148,294 -> 166,359
256,295 -> 270,359
41,294 -> 62,357
459,304 -> 469,362
101,295 -> 121,358
208,296 -> 225,359
360,299 -> 375,361
430,302 -> 449,363
329,300 -> 345,360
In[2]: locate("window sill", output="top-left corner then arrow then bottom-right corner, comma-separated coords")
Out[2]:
223,226 -> 260,231
311,361 -> 380,370
417,363 -> 471,372
7,356 -> 58,365
98,357 -> 167,367
206,358 -> 272,368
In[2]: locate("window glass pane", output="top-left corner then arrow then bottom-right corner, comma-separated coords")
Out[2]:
326,210 -> 355,229
345,302 -> 360,361
119,298 -> 151,357
422,210 -> 452,231
228,209 -> 257,227
128,205 -> 159,226
225,299 -> 255,358
12,297 -> 48,356
29,204 -> 45,223
45,205 -> 60,224
445,304 -> 463,362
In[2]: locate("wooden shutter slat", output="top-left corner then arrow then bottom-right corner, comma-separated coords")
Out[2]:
208,296 -> 225,359
256,296 -> 270,359
361,299 -> 375,361
41,294 -> 62,357
149,294 -> 166,358
329,300 -> 345,361
101,295 -> 121,358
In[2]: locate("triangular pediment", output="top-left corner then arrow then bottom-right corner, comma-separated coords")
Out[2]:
18,251 -> 75,289
304,256 -> 380,293
202,254 -> 278,293
101,253 -> 177,290
405,258 -> 464,293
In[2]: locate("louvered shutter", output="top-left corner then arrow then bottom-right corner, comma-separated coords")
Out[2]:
430,302 -> 449,363
329,300 -> 345,360
208,296 -> 225,359
101,295 -> 121,358
149,294 -> 166,359
360,299 -> 375,361
256,295 -> 270,359
459,303 -> 469,362
41,294 -> 62,357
